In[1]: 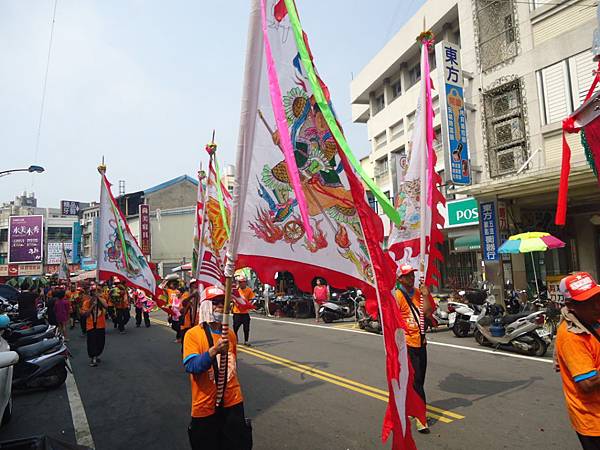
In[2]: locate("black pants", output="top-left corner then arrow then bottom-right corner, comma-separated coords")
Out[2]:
108,306 -> 117,327
172,317 -> 182,339
578,433 -> 600,450
135,307 -> 150,327
233,314 -> 250,343
87,328 -> 105,358
188,403 -> 251,450
408,345 -> 427,404
116,308 -> 130,332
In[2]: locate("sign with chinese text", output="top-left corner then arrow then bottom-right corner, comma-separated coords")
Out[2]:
139,204 -> 151,256
47,242 -> 73,265
0,266 -> 7,277
446,197 -> 479,228
480,201 -> 499,261
72,222 -> 82,264
18,264 -> 43,276
8,215 -> 44,263
61,201 -> 81,216
435,40 -> 471,185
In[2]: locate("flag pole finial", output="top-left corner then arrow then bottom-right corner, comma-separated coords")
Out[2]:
98,156 -> 107,174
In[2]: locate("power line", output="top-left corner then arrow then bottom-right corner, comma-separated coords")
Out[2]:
33,0 -> 58,167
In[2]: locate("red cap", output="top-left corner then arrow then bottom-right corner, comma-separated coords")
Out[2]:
559,272 -> 600,301
203,286 -> 225,301
397,264 -> 417,277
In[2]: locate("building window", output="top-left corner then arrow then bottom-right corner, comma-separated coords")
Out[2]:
537,50 -> 599,125
407,112 -> 415,132
391,80 -> 402,99
0,254 -> 6,264
374,132 -> 387,150
483,80 -> 527,177
47,227 -> 73,241
0,229 -> 7,243
375,156 -> 389,180
374,93 -> 385,114
367,194 -> 377,212
390,120 -> 404,141
409,64 -> 421,87
476,0 -> 518,71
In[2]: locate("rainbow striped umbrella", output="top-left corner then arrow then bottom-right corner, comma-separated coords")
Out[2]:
498,232 -> 565,297
498,232 -> 566,254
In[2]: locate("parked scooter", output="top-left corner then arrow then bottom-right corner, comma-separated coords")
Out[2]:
319,288 -> 363,323
474,300 -> 550,356
449,287 -> 489,337
12,337 -> 70,390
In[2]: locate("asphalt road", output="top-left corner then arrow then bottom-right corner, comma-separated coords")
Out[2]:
0,312 -> 580,450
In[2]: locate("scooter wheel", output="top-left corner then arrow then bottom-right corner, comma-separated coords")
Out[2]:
322,315 -> 333,324
452,322 -> 470,338
474,329 -> 491,347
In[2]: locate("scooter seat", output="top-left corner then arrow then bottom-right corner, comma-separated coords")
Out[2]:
8,324 -> 48,340
10,330 -> 56,349
501,313 -> 530,325
16,338 -> 60,360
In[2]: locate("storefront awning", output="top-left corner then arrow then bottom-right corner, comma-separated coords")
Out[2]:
453,233 -> 480,252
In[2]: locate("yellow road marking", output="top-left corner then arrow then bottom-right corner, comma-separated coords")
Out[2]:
150,317 -> 464,422
333,323 -> 363,330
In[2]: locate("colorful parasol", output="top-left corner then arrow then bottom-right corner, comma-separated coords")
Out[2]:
498,232 -> 566,297
498,232 -> 566,254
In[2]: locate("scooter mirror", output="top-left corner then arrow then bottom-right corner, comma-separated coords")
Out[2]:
458,290 -> 466,296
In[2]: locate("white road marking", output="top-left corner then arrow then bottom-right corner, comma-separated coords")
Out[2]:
251,316 -> 553,364
65,371 -> 95,448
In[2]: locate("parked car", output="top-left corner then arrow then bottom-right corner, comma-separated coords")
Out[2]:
0,286 -> 18,304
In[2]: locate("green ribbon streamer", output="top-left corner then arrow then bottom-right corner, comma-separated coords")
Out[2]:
282,0 -> 401,226
213,155 -> 231,238
109,196 -> 131,271
582,129 -> 598,177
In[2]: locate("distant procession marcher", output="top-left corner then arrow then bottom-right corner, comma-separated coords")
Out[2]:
80,284 -> 109,367
395,263 -> 434,434
555,272 -> 600,450
180,279 -> 200,342
54,289 -> 70,342
312,278 -> 329,323
111,279 -> 131,334
134,289 -> 152,328
233,277 -> 255,347
66,283 -> 82,332
183,286 -> 252,450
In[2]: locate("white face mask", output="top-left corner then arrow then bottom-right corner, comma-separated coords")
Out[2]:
212,312 -> 224,323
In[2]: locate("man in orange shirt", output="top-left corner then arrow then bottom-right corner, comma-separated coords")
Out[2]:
180,279 -> 200,341
183,286 -> 250,450
555,272 -> 600,449
233,277 -> 255,347
395,263 -> 433,434
80,284 -> 109,367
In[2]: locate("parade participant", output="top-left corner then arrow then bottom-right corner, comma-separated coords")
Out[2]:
183,286 -> 251,450
180,279 -> 200,341
555,272 -> 600,449
312,278 -> 329,323
395,264 -> 433,434
66,283 -> 81,331
233,277 -> 255,347
80,284 -> 109,367
134,289 -> 152,328
54,289 -> 70,341
160,277 -> 184,342
111,278 -> 131,334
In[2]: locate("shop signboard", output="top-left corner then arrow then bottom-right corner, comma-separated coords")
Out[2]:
8,215 -> 44,264
547,275 -> 566,304
139,204 -> 151,256
0,266 -> 7,277
480,201 -> 499,261
435,40 -> 471,185
61,201 -> 81,216
7,265 -> 18,277
81,258 -> 97,271
46,242 -> 73,265
72,222 -> 82,264
446,198 -> 479,228
18,264 -> 43,276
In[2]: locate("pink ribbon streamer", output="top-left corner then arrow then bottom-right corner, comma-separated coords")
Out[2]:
259,0 -> 313,242
423,40 -> 435,209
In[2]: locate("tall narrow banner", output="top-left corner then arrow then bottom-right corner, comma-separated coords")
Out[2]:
58,244 -> 69,280
388,34 -> 445,287
232,1 -> 424,448
195,157 -> 232,288
97,171 -> 156,296
139,204 -> 151,256
192,169 -> 206,276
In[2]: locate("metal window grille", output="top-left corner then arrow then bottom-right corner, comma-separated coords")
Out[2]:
476,0 -> 518,71
483,80 -> 527,177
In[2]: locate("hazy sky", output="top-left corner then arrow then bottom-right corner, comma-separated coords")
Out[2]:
1,0 -> 425,207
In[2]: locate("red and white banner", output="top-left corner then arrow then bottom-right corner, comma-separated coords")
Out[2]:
139,204 -> 151,256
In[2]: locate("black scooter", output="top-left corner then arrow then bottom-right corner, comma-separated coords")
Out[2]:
12,337 -> 70,390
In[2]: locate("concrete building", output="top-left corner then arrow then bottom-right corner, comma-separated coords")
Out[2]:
351,0 -> 599,293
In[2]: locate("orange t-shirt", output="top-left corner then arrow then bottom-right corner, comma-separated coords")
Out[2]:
181,293 -> 196,331
233,287 -> 255,314
395,289 -> 424,348
81,296 -> 107,331
555,321 -> 600,436
182,326 -> 243,418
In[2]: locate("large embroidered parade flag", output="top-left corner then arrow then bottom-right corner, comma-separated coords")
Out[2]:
191,166 -> 205,276
387,32 -> 445,288
58,244 -> 69,281
97,168 -> 156,296
194,149 -> 232,289
229,1 -> 424,448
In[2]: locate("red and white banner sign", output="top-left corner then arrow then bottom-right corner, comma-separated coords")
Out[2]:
139,204 -> 151,256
